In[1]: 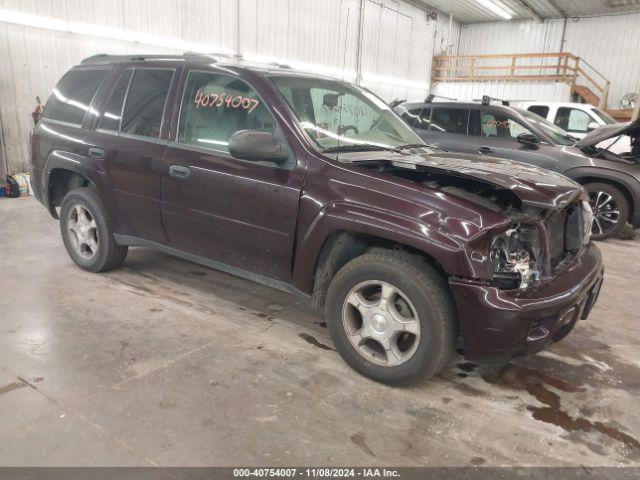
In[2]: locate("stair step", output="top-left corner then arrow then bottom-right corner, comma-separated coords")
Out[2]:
572,85 -> 600,106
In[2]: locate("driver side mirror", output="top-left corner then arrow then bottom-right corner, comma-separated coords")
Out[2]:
517,132 -> 540,148
587,121 -> 599,132
228,130 -> 288,164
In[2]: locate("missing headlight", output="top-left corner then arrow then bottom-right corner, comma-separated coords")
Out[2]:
581,200 -> 593,244
490,224 -> 541,290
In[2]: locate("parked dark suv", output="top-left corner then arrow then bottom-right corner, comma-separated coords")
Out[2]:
395,99 -> 640,240
31,54 -> 603,384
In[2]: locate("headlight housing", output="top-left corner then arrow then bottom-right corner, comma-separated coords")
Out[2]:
581,200 -> 593,244
490,223 -> 542,290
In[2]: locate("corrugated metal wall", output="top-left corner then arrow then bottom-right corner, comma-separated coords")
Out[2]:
0,0 -> 460,174
456,13 -> 640,110
433,81 -> 571,103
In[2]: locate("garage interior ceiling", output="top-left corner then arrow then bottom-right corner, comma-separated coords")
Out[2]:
421,0 -> 640,22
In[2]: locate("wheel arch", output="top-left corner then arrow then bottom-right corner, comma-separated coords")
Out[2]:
308,229 -> 450,315
44,150 -> 102,219
567,170 -> 637,226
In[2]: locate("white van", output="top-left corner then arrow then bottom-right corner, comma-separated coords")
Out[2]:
518,101 -> 631,155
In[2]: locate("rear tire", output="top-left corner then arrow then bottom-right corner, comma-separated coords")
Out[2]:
60,187 -> 128,272
324,250 -> 457,385
584,182 -> 629,240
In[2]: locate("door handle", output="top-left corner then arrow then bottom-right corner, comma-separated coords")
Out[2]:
88,147 -> 105,159
169,164 -> 191,179
478,146 -> 493,154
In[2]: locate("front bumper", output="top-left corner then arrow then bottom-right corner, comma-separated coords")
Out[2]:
449,242 -> 603,362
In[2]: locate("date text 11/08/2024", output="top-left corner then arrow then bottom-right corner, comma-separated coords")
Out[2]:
233,468 -> 401,478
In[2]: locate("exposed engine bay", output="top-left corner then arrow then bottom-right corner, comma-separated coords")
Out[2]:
578,120 -> 640,164
354,159 -> 592,290
581,136 -> 640,164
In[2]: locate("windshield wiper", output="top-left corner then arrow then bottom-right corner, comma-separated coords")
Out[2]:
322,144 -> 401,153
396,143 -> 429,150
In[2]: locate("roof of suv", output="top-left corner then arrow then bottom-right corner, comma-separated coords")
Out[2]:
78,53 -> 342,82
399,100 -> 527,115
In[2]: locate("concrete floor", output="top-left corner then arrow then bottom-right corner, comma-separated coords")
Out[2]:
0,196 -> 639,467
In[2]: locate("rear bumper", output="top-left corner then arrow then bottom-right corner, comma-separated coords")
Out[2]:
449,242 -> 603,362
30,165 -> 46,206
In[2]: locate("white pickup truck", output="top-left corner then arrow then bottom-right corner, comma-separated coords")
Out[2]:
518,101 -> 631,155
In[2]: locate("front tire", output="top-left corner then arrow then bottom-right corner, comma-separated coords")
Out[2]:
325,250 -> 457,385
584,182 -> 629,240
60,187 -> 128,272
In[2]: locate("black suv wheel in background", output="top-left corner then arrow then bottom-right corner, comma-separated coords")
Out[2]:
584,182 -> 630,240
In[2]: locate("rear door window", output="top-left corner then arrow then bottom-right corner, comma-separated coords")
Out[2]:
554,107 -> 592,133
481,111 -> 532,140
177,71 -> 276,154
43,69 -> 108,125
430,108 -> 469,134
121,69 -> 174,139
97,69 -> 133,131
527,105 -> 550,118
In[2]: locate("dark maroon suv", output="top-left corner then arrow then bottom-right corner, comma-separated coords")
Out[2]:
30,54 -> 604,384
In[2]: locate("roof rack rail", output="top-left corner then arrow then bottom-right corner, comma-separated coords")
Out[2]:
424,93 -> 457,103
389,98 -> 406,108
479,95 -> 510,106
80,54 -> 167,64
80,53 -> 213,65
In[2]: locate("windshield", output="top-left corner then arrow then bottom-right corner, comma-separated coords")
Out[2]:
269,75 -> 425,152
591,107 -> 617,125
520,110 -> 576,146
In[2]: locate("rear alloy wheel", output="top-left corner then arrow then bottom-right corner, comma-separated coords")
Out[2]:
60,187 -> 128,272
584,183 -> 629,240
67,205 -> 99,260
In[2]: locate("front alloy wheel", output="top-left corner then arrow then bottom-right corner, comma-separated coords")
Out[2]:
342,280 -> 421,367
325,250 -> 457,385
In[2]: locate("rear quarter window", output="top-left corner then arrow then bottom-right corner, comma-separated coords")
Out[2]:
43,69 -> 109,125
527,105 -> 549,118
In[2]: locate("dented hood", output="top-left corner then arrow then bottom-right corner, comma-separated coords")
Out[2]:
575,117 -> 640,147
349,151 -> 582,209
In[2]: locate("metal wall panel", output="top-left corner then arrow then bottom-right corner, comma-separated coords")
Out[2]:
432,81 -> 571,103
0,0 -> 456,173
455,14 -> 640,109
563,13 -> 640,110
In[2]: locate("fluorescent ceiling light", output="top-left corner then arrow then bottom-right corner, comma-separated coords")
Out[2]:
0,8 -> 234,56
477,0 -> 513,20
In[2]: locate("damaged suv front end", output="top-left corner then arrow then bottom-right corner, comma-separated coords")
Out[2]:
412,156 -> 604,362
331,150 -> 604,363
269,73 -> 603,368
